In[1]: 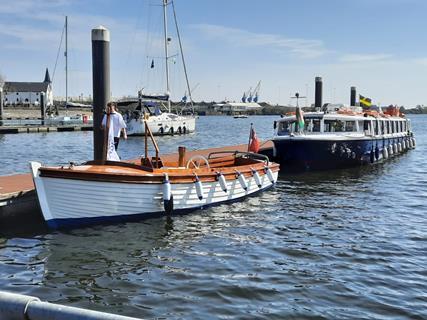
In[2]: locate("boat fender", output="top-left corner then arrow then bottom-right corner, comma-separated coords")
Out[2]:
374,146 -> 380,160
412,137 -> 416,148
383,146 -> 389,160
351,151 -> 356,159
251,169 -> 262,188
163,174 -> 173,214
402,139 -> 406,150
389,144 -> 394,156
408,138 -> 412,149
264,166 -> 275,184
393,143 -> 398,154
194,175 -> 204,200
216,172 -> 227,193
370,149 -> 375,163
398,142 -> 402,153
236,171 -> 248,191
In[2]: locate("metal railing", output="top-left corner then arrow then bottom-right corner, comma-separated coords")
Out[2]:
0,291 -> 142,320
208,150 -> 270,165
144,120 -> 160,168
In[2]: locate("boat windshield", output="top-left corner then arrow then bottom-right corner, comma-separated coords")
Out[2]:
277,120 -> 296,135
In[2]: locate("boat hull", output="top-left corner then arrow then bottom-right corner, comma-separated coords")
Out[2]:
30,163 -> 278,229
273,135 -> 412,172
127,115 -> 196,136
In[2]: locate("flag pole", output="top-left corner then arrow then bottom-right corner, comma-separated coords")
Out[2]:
247,123 -> 253,152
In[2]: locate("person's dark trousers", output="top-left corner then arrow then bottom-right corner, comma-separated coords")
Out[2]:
114,137 -> 120,150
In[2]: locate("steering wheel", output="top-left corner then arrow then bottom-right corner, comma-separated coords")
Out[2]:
186,155 -> 210,169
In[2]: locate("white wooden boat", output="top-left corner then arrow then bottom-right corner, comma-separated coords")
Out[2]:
30,151 -> 279,229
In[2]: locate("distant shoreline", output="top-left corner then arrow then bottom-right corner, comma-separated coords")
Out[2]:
1,104 -> 426,119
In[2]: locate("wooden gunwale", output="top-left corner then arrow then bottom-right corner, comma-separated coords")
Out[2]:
38,162 -> 280,184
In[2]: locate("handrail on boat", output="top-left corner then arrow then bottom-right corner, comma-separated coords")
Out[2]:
207,151 -> 269,165
144,120 -> 160,168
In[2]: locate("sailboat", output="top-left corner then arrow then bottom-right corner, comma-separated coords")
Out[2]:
125,0 -> 196,136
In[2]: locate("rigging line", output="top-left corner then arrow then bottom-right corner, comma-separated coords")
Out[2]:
141,0 -> 155,89
171,0 -> 193,111
51,20 -> 65,83
124,0 -> 144,94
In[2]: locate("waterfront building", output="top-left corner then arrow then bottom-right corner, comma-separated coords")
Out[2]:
2,69 -> 53,106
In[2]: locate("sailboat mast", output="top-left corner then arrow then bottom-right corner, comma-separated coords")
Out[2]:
65,15 -> 68,107
171,0 -> 193,112
162,0 -> 171,112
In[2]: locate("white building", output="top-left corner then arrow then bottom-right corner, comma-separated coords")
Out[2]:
3,69 -> 53,106
213,102 -> 262,113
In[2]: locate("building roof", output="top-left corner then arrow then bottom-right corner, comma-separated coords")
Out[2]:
3,82 -> 49,93
44,68 -> 51,83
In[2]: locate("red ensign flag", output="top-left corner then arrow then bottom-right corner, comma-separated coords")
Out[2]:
248,127 -> 260,153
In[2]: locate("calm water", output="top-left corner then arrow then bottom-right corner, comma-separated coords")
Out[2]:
0,115 -> 426,319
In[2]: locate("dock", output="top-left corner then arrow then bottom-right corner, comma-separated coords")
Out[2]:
0,124 -> 93,134
0,141 -> 274,227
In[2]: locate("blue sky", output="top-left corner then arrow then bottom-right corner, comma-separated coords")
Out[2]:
1,0 -> 427,106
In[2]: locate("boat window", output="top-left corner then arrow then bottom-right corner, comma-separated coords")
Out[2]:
303,119 -> 321,133
345,121 -> 356,132
312,119 -> 321,132
380,120 -> 385,135
324,120 -> 344,132
386,121 -> 390,134
374,120 -> 379,135
392,121 -> 395,133
277,120 -> 296,135
363,120 -> 370,131
400,121 -> 403,132
358,121 -> 364,132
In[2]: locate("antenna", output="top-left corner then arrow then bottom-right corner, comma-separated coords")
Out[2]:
65,16 -> 68,108
291,92 -> 306,108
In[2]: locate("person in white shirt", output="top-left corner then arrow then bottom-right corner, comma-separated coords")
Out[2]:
101,102 -> 127,151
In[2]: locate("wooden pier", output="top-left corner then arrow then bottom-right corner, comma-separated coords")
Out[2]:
0,141 -> 274,227
0,125 -> 93,134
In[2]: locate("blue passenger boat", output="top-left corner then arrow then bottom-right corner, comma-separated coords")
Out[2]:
272,105 -> 416,171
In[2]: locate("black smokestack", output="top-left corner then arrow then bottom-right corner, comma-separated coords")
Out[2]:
350,86 -> 356,106
315,76 -> 322,110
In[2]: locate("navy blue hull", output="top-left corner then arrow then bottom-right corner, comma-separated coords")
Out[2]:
273,136 -> 410,172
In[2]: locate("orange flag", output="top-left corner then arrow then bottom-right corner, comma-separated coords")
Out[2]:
248,126 -> 260,153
